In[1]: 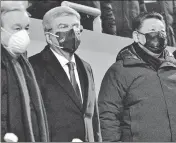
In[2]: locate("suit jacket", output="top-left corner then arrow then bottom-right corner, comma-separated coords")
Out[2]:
29,46 -> 102,142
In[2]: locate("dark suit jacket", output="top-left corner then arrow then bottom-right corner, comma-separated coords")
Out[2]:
29,46 -> 102,142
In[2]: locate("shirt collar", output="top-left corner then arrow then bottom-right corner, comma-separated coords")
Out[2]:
50,48 -> 76,68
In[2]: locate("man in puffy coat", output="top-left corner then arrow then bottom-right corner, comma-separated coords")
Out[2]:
98,12 -> 176,142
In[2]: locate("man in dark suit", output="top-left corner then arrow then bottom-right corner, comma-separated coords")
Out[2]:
29,6 -> 102,142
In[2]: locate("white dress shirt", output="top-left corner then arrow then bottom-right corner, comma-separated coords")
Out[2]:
50,48 -> 83,103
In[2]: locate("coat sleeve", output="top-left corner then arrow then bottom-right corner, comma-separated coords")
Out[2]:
98,62 -> 127,141
100,1 -> 117,35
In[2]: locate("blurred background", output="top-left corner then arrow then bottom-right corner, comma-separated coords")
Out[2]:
26,0 -> 176,47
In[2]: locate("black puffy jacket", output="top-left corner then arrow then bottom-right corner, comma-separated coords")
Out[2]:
98,43 -> 176,142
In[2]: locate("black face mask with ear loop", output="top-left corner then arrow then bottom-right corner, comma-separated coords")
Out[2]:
55,28 -> 81,53
138,31 -> 167,54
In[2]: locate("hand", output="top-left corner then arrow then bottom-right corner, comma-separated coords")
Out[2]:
72,138 -> 83,142
4,133 -> 18,142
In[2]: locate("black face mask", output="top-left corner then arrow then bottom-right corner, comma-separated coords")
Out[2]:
55,29 -> 81,53
173,50 -> 176,59
138,31 -> 167,54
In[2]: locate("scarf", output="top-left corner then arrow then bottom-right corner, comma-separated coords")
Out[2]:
1,47 -> 49,142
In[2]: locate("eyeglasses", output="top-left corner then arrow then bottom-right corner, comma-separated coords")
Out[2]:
137,31 -> 167,38
57,24 -> 83,33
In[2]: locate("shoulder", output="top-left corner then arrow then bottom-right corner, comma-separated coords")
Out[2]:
105,60 -> 125,80
116,43 -> 135,61
81,59 -> 92,71
103,44 -> 136,87
29,52 -> 42,65
107,44 -> 136,77
28,52 -> 45,77
75,54 -> 92,72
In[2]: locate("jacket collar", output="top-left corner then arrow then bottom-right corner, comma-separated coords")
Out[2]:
117,42 -> 176,69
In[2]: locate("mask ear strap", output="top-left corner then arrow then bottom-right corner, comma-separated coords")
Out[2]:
1,27 -> 12,36
45,32 -> 59,38
46,32 -> 73,61
137,31 -> 146,36
136,31 -> 147,46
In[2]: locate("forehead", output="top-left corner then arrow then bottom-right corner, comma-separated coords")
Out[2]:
140,18 -> 165,32
51,15 -> 80,27
2,10 -> 30,27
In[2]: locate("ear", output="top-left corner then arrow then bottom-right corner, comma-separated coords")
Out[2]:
45,33 -> 52,45
132,31 -> 139,43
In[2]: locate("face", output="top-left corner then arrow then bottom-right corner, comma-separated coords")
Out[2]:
47,15 -> 81,47
1,10 -> 30,47
136,18 -> 166,45
133,18 -> 167,54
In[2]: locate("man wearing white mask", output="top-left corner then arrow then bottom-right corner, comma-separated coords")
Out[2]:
1,1 -> 49,142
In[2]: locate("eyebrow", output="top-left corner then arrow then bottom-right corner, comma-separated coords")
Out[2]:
57,22 -> 80,26
12,24 -> 22,27
12,23 -> 30,28
58,23 -> 67,26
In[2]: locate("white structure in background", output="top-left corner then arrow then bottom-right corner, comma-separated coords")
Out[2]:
1,1 -> 30,9
61,1 -> 102,33
145,0 -> 156,3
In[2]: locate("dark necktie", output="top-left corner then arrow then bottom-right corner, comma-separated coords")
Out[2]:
67,62 -> 82,104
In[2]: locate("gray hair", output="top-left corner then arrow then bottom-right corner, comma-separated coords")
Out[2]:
1,1 -> 29,27
42,6 -> 81,32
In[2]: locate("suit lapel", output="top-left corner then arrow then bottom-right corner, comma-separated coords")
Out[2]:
75,55 -> 89,113
41,47 -> 83,111
75,55 -> 97,115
